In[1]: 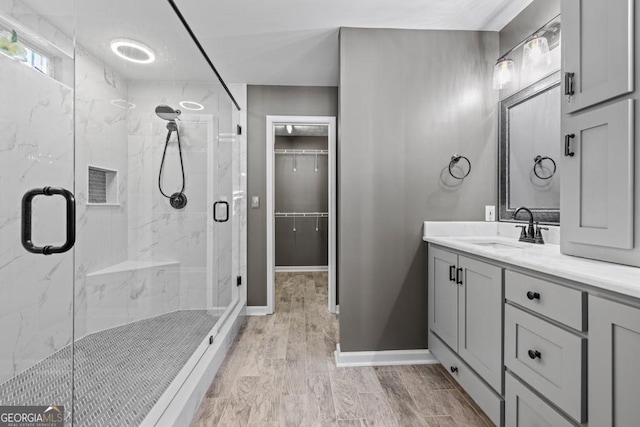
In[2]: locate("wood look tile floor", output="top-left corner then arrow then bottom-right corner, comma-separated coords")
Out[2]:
191,272 -> 493,427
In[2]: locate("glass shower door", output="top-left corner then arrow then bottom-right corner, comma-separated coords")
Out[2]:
0,0 -> 76,424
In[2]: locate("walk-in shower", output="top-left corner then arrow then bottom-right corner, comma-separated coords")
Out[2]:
156,104 -> 188,209
0,0 -> 246,425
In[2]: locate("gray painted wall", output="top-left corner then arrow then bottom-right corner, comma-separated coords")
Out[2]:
247,85 -> 338,306
339,27 -> 499,352
275,136 -> 329,266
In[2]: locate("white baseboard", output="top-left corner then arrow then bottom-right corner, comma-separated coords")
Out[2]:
334,343 -> 438,367
275,266 -> 329,273
246,306 -> 271,316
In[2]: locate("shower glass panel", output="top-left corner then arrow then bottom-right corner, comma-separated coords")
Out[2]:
72,0 -> 238,424
0,0 -> 76,424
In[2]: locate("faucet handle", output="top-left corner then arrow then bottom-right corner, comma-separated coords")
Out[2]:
534,222 -> 549,244
515,225 -> 528,242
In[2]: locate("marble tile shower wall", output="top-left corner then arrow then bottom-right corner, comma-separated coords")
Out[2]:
127,81 -> 225,311
74,47 -> 129,338
0,53 -> 74,384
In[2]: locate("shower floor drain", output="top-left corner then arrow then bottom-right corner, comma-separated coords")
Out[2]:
0,310 -> 219,426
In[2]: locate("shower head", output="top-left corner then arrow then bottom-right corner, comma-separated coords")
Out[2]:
155,104 -> 181,121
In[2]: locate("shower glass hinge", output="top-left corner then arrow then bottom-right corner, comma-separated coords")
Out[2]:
236,276 -> 242,286
236,124 -> 242,135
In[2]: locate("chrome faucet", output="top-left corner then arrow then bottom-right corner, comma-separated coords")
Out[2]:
512,207 -> 535,243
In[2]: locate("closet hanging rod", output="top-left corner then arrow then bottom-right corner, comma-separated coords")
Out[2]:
275,212 -> 329,218
274,149 -> 328,155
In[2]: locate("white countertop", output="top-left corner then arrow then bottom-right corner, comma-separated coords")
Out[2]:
423,221 -> 640,300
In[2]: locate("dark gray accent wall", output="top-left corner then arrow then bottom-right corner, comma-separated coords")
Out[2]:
339,27 -> 499,352
275,135 -> 329,266
247,85 -> 338,306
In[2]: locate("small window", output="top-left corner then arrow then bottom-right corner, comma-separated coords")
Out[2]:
0,29 -> 51,75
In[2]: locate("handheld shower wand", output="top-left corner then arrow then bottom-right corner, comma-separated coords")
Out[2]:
155,105 -> 187,209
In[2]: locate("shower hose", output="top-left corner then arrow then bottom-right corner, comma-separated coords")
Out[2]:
158,124 -> 187,208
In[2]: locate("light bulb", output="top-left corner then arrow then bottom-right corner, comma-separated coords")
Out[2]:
286,125 -> 293,134
493,58 -> 515,90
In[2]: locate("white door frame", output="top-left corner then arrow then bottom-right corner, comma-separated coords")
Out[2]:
266,115 -> 337,314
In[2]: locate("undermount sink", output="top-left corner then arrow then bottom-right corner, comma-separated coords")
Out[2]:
468,240 -> 527,249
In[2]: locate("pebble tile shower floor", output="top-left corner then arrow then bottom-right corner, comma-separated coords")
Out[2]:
191,272 -> 493,426
0,310 -> 219,426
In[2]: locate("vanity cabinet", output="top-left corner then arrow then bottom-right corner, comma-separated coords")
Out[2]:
428,247 -> 503,392
589,296 -> 640,426
562,0 -> 634,113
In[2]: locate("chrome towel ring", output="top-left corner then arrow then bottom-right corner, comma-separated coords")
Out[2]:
533,155 -> 556,180
449,155 -> 471,180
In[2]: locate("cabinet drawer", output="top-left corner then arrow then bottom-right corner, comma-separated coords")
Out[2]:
504,305 -> 586,423
505,372 -> 575,427
505,270 -> 586,331
430,331 -> 503,426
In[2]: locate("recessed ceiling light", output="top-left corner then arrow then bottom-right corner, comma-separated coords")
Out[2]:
179,101 -> 205,111
110,38 -> 155,64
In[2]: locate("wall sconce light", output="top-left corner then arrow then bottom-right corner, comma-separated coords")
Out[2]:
492,14 -> 560,90
522,35 -> 551,70
493,57 -> 515,90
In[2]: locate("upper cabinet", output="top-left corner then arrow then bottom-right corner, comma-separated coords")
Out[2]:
562,0 -> 634,113
561,0 -> 640,267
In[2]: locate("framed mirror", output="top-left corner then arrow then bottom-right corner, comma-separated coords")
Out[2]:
499,71 -> 561,224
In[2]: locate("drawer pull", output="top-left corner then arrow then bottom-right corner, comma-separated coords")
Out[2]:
526,291 -> 540,300
456,268 -> 463,285
528,350 -> 542,360
450,366 -> 458,373
449,265 -> 456,282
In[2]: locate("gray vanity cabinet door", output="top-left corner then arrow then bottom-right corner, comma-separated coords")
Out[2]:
561,99 -> 634,250
562,0 -> 634,113
428,246 -> 459,351
457,256 -> 503,393
589,296 -> 640,427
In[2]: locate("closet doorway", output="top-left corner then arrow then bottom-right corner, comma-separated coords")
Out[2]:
266,116 -> 337,314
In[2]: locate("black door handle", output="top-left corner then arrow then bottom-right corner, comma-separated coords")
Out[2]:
456,268 -> 463,285
449,265 -> 456,282
564,134 -> 575,157
21,187 -> 76,255
564,72 -> 575,96
213,201 -> 229,223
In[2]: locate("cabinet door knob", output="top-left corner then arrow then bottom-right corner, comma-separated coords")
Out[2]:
450,366 -> 458,373
528,350 -> 542,360
526,291 -> 540,300
449,265 -> 456,282
456,268 -> 463,285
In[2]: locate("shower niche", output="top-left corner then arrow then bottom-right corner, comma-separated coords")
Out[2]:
87,165 -> 119,205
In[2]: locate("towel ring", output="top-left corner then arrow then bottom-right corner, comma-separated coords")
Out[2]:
449,155 -> 471,180
533,155 -> 556,180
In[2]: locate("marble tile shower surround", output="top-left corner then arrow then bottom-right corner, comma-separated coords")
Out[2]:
0,53 -> 74,384
74,46 -> 130,338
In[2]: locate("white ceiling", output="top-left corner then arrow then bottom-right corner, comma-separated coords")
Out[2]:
19,0 -> 532,86
175,0 -> 533,86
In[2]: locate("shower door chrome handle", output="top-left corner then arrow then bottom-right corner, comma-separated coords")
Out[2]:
213,201 -> 229,223
21,187 -> 76,255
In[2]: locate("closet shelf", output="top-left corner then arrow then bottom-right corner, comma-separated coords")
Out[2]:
275,149 -> 328,155
275,212 -> 329,218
